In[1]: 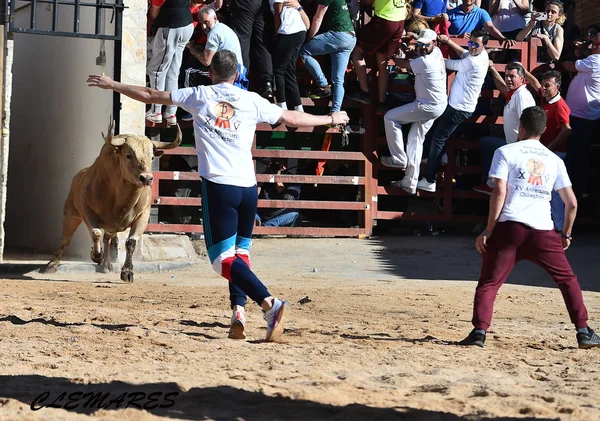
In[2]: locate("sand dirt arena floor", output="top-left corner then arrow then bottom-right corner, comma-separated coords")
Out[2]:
1,236 -> 599,421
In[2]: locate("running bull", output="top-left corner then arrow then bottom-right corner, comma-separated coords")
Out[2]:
41,120 -> 182,281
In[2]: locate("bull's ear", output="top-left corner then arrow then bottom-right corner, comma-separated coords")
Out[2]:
153,150 -> 164,158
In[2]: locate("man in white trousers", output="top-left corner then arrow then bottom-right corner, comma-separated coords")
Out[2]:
380,28 -> 447,194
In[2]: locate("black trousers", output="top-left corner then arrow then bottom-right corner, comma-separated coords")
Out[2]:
273,31 -> 306,107
230,0 -> 273,85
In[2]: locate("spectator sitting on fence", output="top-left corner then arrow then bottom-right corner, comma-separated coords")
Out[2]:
146,0 -> 195,125
473,61 -> 536,195
516,1 -> 565,66
346,0 -> 407,114
447,0 -> 515,45
561,27 -> 600,200
488,0 -> 528,40
417,30 -> 489,193
380,29 -> 448,195
522,68 -> 571,231
256,160 -> 301,228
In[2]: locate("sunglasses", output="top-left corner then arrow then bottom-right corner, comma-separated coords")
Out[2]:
468,40 -> 481,48
417,41 -> 431,47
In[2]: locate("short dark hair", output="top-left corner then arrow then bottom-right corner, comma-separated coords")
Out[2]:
506,62 -> 525,77
541,70 -> 562,87
520,106 -> 547,138
210,50 -> 238,82
470,29 -> 490,45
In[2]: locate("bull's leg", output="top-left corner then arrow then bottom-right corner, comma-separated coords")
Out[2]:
109,236 -> 119,263
99,233 -> 116,273
121,208 -> 150,283
41,215 -> 82,274
79,205 -> 104,264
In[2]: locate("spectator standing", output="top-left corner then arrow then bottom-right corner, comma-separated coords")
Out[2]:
346,0 -> 407,114
489,0 -> 529,40
516,1 -> 565,64
473,61 -> 535,195
418,30 -> 489,193
447,0 -> 514,44
146,0 -> 194,125
88,51 -> 350,342
299,0 -> 357,113
412,0 -> 449,34
562,30 -> 600,198
270,0 -> 310,111
459,106 -> 600,350
380,29 -> 447,194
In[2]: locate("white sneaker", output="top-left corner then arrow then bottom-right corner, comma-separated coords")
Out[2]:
228,305 -> 246,340
391,179 -> 416,195
164,113 -> 177,125
380,155 -> 406,170
263,298 -> 288,342
417,178 -> 436,192
145,110 -> 162,124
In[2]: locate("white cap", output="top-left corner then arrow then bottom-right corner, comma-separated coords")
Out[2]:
417,29 -> 437,44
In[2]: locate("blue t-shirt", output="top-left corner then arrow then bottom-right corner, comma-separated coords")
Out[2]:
448,5 -> 491,35
412,0 -> 447,17
206,22 -> 243,66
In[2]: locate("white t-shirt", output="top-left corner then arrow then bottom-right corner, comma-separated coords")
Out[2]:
492,0 -> 526,32
446,49 -> 488,113
206,22 -> 244,66
171,83 -> 284,187
503,84 -> 536,144
490,139 -> 571,230
565,54 -> 600,120
270,0 -> 307,35
410,47 -> 448,110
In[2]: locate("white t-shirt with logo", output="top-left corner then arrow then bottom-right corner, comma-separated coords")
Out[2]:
410,47 -> 448,111
489,139 -> 571,230
446,49 -> 488,113
171,83 -> 284,187
503,84 -> 536,144
565,54 -> 600,121
270,0 -> 307,35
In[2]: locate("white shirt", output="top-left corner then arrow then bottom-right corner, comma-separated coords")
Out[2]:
446,49 -> 488,113
565,54 -> 600,120
503,84 -> 536,144
270,0 -> 307,35
490,139 -> 571,230
205,22 -> 244,66
492,0 -> 526,32
171,83 -> 284,187
410,47 -> 448,110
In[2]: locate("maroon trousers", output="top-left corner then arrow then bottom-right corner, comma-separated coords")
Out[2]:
473,221 -> 588,331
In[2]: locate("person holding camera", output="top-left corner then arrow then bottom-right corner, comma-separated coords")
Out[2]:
516,0 -> 565,65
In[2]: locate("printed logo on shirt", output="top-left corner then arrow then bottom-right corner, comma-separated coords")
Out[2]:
214,102 -> 235,129
526,158 -> 545,186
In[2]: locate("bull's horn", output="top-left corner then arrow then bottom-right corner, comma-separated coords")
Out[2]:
103,119 -> 115,144
151,124 -> 182,149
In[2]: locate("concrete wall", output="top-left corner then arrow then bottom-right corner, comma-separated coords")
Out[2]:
4,4 -> 117,258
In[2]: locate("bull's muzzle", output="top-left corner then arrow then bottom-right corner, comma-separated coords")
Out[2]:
140,174 -> 154,186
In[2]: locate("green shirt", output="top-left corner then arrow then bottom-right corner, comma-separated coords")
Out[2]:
319,0 -> 355,33
374,0 -> 407,22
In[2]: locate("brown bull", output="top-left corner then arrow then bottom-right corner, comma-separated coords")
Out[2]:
41,120 -> 182,281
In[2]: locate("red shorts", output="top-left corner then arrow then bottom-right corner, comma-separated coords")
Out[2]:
357,15 -> 405,58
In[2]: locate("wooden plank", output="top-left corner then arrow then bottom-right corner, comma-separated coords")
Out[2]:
152,197 -> 367,210
146,224 -> 365,236
255,174 -> 365,185
252,150 -> 365,160
376,211 -> 444,221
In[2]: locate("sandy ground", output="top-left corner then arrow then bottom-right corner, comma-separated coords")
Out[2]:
1,235 -> 600,421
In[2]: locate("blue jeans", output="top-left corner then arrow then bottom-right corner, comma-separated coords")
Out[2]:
551,151 -> 567,231
566,116 -> 596,195
256,211 -> 299,227
300,31 -> 356,112
423,105 -> 473,183
480,136 -> 507,184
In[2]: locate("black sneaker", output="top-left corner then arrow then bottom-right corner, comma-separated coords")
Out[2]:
458,329 -> 486,347
346,89 -> 371,104
309,84 -> 332,100
577,327 -> 600,349
260,82 -> 274,99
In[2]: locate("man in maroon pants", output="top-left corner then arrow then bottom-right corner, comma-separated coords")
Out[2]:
459,106 -> 600,349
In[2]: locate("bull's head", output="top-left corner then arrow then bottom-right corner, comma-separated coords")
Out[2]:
103,120 -> 182,187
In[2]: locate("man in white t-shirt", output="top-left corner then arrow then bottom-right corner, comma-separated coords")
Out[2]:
418,30 -> 489,193
473,61 -> 536,195
87,50 -> 350,342
380,29 -> 448,194
459,106 -> 600,349
562,31 -> 600,197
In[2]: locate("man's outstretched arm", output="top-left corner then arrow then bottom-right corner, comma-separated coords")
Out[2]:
87,74 -> 173,105
279,110 -> 350,127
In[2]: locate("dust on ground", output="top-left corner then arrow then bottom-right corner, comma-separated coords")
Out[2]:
1,236 -> 599,421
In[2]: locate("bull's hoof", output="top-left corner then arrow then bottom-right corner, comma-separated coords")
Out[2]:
98,263 -> 113,274
120,268 -> 134,283
90,250 -> 104,264
40,262 -> 58,274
